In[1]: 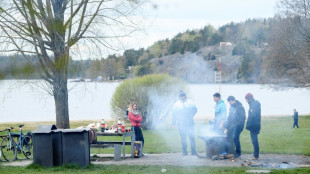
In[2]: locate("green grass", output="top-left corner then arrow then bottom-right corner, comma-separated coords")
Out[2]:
1,116 -> 309,155
0,164 -> 310,174
0,116 -> 310,173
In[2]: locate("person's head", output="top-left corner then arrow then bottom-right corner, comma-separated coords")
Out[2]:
129,102 -> 137,113
179,90 -> 187,101
227,96 -> 236,105
213,92 -> 221,103
293,108 -> 297,112
245,93 -> 254,103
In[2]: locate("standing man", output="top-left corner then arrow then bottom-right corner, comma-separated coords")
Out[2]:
245,93 -> 261,160
213,93 -> 227,134
172,91 -> 198,156
226,96 -> 246,158
293,109 -> 299,128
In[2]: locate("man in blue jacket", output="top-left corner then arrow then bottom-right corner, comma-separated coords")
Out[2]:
293,109 -> 299,128
245,93 -> 261,160
213,93 -> 227,134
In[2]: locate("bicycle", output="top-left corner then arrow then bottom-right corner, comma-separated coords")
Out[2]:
0,124 -> 32,161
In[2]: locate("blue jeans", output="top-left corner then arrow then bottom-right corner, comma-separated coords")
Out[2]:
233,127 -> 243,156
250,131 -> 259,158
178,125 -> 196,154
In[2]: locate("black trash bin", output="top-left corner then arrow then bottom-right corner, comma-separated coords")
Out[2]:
32,125 -> 63,167
61,129 -> 90,167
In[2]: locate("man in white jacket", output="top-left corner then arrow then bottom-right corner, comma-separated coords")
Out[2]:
172,91 -> 197,156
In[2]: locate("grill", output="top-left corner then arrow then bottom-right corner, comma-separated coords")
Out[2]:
199,135 -> 227,158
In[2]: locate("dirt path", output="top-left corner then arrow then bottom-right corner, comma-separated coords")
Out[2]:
2,153 -> 310,168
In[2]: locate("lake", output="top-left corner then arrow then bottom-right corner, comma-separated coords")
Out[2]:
0,80 -> 309,123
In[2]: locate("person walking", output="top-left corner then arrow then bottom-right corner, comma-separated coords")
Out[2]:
245,93 -> 261,160
172,91 -> 197,156
128,102 -> 144,148
293,109 -> 299,128
213,93 -> 227,134
226,96 -> 246,158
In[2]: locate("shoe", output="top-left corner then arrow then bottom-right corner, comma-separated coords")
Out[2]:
182,152 -> 188,156
249,156 -> 259,160
191,152 -> 198,156
233,154 -> 241,158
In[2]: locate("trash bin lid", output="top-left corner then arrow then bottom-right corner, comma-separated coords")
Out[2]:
61,128 -> 90,133
31,125 -> 58,133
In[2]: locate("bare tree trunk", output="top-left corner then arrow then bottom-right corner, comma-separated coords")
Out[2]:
53,75 -> 69,129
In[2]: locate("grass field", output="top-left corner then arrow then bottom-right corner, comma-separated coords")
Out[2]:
0,116 -> 309,173
0,116 -> 309,155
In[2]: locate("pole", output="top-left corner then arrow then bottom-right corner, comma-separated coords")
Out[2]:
219,58 -> 221,94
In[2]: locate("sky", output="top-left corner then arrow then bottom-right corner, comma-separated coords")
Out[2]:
127,0 -> 279,52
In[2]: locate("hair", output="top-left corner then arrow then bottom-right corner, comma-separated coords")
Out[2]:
227,96 -> 235,101
128,102 -> 137,113
213,92 -> 221,98
179,90 -> 186,97
245,93 -> 254,100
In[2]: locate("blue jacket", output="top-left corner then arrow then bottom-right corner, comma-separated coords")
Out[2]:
215,100 -> 227,121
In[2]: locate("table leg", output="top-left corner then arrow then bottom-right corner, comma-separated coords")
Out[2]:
131,133 -> 135,158
123,135 -> 125,158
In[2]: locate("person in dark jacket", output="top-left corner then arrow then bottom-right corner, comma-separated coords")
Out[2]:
226,96 -> 246,158
245,93 -> 261,160
172,91 -> 197,156
128,102 -> 144,147
293,109 -> 299,128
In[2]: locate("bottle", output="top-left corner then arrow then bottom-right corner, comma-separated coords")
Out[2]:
101,119 -> 106,132
117,119 -> 122,133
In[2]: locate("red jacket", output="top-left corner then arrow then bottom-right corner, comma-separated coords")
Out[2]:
128,112 -> 143,127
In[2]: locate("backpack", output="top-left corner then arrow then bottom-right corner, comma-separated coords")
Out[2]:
88,129 -> 97,144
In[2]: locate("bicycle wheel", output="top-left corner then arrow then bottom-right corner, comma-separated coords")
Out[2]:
1,137 -> 17,161
21,135 -> 33,159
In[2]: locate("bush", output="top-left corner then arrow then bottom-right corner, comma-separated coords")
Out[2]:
110,74 -> 187,129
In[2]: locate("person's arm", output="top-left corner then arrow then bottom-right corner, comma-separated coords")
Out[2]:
128,112 -> 142,123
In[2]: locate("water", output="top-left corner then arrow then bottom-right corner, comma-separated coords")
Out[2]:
0,80 -> 309,123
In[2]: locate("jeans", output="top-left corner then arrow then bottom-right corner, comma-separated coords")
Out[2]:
178,125 -> 196,154
250,131 -> 259,158
233,127 -> 243,156
132,126 -> 144,148
293,120 -> 299,128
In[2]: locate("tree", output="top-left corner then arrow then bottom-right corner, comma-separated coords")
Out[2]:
0,0 -> 145,128
110,74 -> 186,129
264,0 -> 310,88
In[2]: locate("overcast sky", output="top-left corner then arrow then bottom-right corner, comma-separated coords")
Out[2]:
127,0 -> 278,51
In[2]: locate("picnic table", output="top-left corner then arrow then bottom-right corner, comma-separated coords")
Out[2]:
90,131 -> 135,159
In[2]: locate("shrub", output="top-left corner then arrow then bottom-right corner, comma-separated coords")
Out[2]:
110,74 -> 187,129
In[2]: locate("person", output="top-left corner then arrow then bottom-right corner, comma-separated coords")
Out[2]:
128,102 -> 144,148
213,93 -> 227,134
293,109 -> 299,128
226,96 -> 246,158
245,93 -> 261,160
172,91 -> 197,156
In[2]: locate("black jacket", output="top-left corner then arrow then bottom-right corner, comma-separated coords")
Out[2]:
246,99 -> 261,133
226,100 -> 245,131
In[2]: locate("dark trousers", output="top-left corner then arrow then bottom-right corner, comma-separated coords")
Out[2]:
293,120 -> 299,128
178,125 -> 196,154
233,127 -> 243,156
250,131 -> 259,158
132,126 -> 144,147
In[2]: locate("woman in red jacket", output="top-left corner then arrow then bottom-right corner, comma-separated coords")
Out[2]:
128,102 -> 144,147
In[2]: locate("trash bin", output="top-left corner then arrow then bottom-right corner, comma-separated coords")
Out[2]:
62,128 -> 90,167
32,125 -> 63,167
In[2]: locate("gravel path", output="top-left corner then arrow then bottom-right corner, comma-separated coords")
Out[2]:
2,153 -> 310,168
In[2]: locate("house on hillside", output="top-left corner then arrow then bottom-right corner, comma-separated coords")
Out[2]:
220,42 -> 232,47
